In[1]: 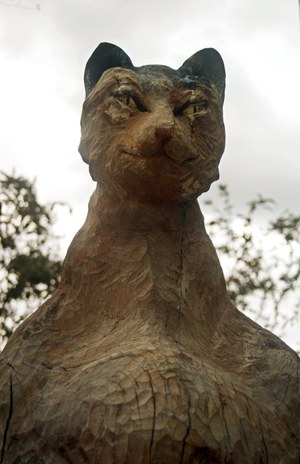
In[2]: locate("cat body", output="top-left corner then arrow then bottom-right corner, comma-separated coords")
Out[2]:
0,43 -> 299,463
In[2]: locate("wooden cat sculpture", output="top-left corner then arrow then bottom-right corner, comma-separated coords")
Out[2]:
0,43 -> 299,463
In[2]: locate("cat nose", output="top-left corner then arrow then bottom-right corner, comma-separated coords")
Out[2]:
155,125 -> 173,143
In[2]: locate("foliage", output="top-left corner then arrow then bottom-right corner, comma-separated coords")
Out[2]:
204,185 -> 300,349
0,172 -> 65,343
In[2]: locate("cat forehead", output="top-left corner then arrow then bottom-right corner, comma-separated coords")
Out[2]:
137,64 -> 179,80
95,66 -> 216,97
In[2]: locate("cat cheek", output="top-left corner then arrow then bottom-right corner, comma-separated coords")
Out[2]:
104,103 -> 139,124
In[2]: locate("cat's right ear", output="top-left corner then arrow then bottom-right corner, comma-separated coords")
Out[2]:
84,43 -> 134,96
178,48 -> 226,104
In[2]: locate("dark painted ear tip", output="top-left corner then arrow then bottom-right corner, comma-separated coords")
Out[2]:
84,42 -> 134,96
85,42 -> 123,65
200,47 -> 225,68
199,47 -> 224,59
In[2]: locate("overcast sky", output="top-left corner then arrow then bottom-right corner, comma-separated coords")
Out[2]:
0,0 -> 299,344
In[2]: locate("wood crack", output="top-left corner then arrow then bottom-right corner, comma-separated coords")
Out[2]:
176,203 -> 188,321
180,397 -> 191,464
131,375 -> 141,418
218,391 -> 231,450
146,370 -> 156,460
261,429 -> 269,464
0,373 -> 13,464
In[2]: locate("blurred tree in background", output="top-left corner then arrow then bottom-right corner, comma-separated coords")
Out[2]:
203,185 -> 300,349
0,173 -> 299,351
0,172 -> 66,344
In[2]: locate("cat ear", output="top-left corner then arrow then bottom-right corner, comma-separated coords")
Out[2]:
178,48 -> 226,103
84,42 -> 134,96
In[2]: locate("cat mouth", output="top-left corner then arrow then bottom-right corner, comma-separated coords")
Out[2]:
164,152 -> 198,164
122,150 -> 156,158
122,150 -> 198,164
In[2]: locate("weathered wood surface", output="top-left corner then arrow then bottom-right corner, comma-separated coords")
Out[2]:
0,43 -> 299,463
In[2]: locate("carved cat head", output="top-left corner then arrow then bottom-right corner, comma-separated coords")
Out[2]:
79,42 -> 225,203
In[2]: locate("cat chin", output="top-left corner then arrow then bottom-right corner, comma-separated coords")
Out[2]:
90,171 -> 214,204
87,146 -> 219,203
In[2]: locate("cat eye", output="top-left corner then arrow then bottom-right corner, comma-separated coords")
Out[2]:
174,99 -> 209,117
112,90 -> 147,113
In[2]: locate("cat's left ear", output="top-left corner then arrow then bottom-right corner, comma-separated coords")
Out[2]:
178,48 -> 226,103
84,42 -> 134,96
